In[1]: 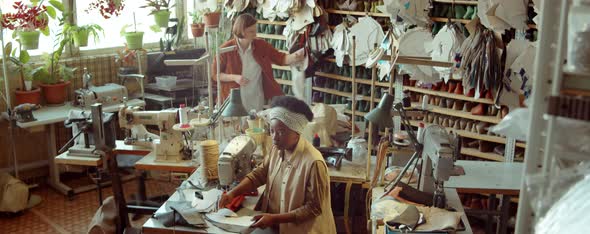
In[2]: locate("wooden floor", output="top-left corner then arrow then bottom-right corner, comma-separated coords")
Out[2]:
0,175 -> 178,234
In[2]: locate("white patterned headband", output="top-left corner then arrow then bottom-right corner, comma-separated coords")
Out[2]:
268,107 -> 309,134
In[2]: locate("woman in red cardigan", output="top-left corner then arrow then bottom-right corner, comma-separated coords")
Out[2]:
212,13 -> 305,111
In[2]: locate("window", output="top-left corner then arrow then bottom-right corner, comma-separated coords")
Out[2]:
1,0 -> 61,56
76,0 -> 174,51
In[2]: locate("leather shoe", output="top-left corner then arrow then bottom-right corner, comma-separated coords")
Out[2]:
471,103 -> 486,116
454,82 -> 464,95
448,81 -> 457,94
466,88 -> 476,97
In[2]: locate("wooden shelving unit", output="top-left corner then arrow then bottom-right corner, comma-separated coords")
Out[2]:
257,19 -> 287,25
325,9 -> 389,18
433,0 -> 478,5
272,64 -> 290,71
461,148 -> 505,162
404,86 -> 495,104
275,79 -> 292,86
409,120 -> 527,148
257,33 -> 286,40
312,86 -> 381,102
431,17 -> 472,24
411,102 -> 502,124
315,71 -> 391,88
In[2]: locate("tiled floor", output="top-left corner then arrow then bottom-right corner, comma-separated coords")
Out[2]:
0,175 -> 178,234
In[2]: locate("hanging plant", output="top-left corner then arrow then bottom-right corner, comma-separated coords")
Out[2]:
1,0 -> 63,50
86,0 -> 125,19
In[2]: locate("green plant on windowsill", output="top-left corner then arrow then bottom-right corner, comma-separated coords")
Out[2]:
141,0 -> 175,28
189,10 -> 205,38
63,23 -> 104,47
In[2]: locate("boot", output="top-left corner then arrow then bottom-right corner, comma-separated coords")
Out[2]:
448,81 -> 457,94
454,82 -> 464,95
471,103 -> 486,115
455,6 -> 467,20
466,88 -> 476,97
453,100 -> 464,110
463,6 -> 475,19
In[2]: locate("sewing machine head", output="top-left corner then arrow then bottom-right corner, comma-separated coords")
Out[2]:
118,106 -> 186,161
13,103 -> 41,123
74,83 -> 128,108
218,135 -> 258,188
420,126 -> 460,208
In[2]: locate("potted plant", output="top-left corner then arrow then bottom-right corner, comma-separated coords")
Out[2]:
141,0 -> 174,28
64,23 -> 104,47
201,7 -> 221,28
120,15 -> 145,50
1,0 -> 63,50
115,43 -> 146,74
189,10 -> 205,37
2,42 -> 42,105
30,14 -> 77,105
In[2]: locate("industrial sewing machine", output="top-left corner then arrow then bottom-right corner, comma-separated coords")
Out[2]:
217,135 -> 258,188
58,110 -> 116,158
381,103 -> 462,209
118,105 -> 188,162
419,126 -> 461,208
74,68 -> 128,108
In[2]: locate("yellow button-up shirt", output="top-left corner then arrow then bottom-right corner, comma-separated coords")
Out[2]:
245,136 -> 336,234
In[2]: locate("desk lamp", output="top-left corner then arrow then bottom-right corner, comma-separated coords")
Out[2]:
221,88 -> 248,117
365,93 -> 395,128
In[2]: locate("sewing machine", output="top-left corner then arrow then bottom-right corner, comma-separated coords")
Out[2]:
217,135 -> 258,188
12,103 -> 40,122
118,106 -> 187,162
58,110 -> 117,158
74,83 -> 128,108
419,126 -> 461,208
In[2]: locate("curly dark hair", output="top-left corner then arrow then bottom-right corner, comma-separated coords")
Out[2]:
270,96 -> 314,121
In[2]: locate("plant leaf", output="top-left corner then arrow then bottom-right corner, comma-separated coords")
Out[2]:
150,25 -> 162,32
41,27 -> 50,36
19,50 -> 30,64
4,42 -> 12,57
49,0 -> 64,12
46,6 -> 56,19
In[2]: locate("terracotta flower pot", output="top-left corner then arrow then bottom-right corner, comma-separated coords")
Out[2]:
191,23 -> 205,37
40,81 -> 71,105
15,88 -> 42,106
203,12 -> 221,28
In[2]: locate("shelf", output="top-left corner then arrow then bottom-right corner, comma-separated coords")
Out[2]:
312,86 -> 381,102
528,24 -> 537,29
257,19 -> 287,25
344,109 -> 367,116
314,71 -> 391,88
257,33 -> 286,40
433,0 -> 478,5
562,69 -> 590,97
412,102 -> 502,124
409,120 -> 527,148
461,148 -> 505,162
326,9 -> 390,18
430,17 -> 472,24
404,86 -> 495,105
272,64 -> 290,71
276,79 -> 292,86
332,56 -> 454,68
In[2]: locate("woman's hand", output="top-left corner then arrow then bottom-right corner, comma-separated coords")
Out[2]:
251,213 -> 276,229
218,191 -> 235,209
234,75 -> 249,86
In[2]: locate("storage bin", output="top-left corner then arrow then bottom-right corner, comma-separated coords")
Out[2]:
155,76 -> 177,89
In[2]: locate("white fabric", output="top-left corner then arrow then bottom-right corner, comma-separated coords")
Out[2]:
478,0 -> 528,33
429,25 -> 466,82
378,0 -> 430,27
237,40 -> 265,112
398,27 -> 436,82
348,17 -> 385,66
291,56 -> 308,100
268,107 -> 309,134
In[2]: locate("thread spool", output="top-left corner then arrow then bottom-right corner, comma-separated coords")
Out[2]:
199,140 -> 219,180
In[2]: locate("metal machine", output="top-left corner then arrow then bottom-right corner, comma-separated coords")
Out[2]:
118,105 -> 187,162
381,103 -> 461,209
217,135 -> 258,188
74,83 -> 128,108
419,126 -> 461,208
58,110 -> 116,158
74,68 -> 128,108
